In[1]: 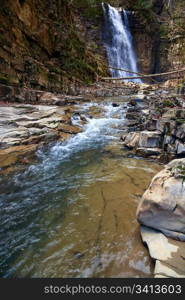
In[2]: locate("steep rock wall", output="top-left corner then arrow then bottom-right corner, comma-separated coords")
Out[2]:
131,0 -> 185,80
0,0 -> 108,92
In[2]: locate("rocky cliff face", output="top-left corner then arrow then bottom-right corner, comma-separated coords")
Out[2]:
131,0 -> 185,80
0,0 -> 108,92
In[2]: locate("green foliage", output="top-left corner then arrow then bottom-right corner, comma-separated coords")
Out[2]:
163,99 -> 175,108
176,119 -> 185,125
173,1 -> 185,32
175,165 -> 185,180
133,0 -> 152,10
0,73 -> 9,84
159,24 -> 169,39
60,28 -> 102,83
126,0 -> 156,28
71,0 -> 103,19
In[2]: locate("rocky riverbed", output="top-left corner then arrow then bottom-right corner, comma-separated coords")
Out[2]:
0,81 -> 163,174
0,93 -> 162,278
121,89 -> 185,162
118,83 -> 185,278
0,103 -> 83,174
1,81 -> 185,278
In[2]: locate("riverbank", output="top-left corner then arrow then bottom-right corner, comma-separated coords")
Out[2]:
0,81 -> 163,174
0,95 -> 162,278
137,158 -> 185,278
1,81 -> 185,278
117,82 -> 185,277
121,88 -> 185,162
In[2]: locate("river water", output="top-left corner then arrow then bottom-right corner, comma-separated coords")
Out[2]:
0,98 -> 161,278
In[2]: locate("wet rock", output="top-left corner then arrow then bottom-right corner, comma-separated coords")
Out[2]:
127,120 -> 140,127
175,140 -> 185,155
59,123 -> 82,134
122,132 -> 140,149
72,112 -> 88,124
156,119 -> 176,135
139,84 -> 151,90
73,251 -> 85,259
122,131 -> 162,155
137,159 -> 185,241
162,108 -> 185,120
0,144 -> 38,169
141,109 -> 150,117
80,114 -> 88,123
0,104 -> 80,165
64,95 -> 88,104
135,95 -> 146,101
129,97 -> 147,108
127,107 -> 140,113
112,103 -> 119,107
141,226 -> 179,261
72,112 -> 81,120
145,119 -> 157,131
126,112 -> 140,120
136,147 -> 162,157
88,106 -> 103,118
163,135 -> 175,146
140,226 -> 185,278
0,84 -> 13,101
155,261 -> 185,278
39,92 -> 66,105
167,143 -> 176,155
176,123 -> 185,141
122,88 -> 185,162
138,131 -> 162,148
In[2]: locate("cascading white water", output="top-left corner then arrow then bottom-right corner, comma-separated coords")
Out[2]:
102,3 -> 142,83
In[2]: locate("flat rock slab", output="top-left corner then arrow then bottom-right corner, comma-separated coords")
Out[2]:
138,131 -> 162,148
0,104 -> 79,147
141,225 -> 185,278
0,104 -> 81,169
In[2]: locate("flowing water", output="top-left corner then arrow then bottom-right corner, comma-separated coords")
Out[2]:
102,3 -> 142,83
0,98 -> 161,278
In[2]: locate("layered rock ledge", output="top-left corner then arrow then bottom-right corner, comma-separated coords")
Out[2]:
122,91 -> 185,162
0,104 -> 82,173
140,226 -> 185,278
137,158 -> 185,277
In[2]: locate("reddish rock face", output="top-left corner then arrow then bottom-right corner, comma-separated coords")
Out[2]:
0,0 -> 108,92
1,0 -> 185,92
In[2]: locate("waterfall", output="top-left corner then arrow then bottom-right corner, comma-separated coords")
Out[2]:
167,0 -> 173,14
102,3 -> 142,83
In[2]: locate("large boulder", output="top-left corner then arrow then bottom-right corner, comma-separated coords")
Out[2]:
122,131 -> 162,149
138,131 -> 162,148
137,158 -> 185,241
